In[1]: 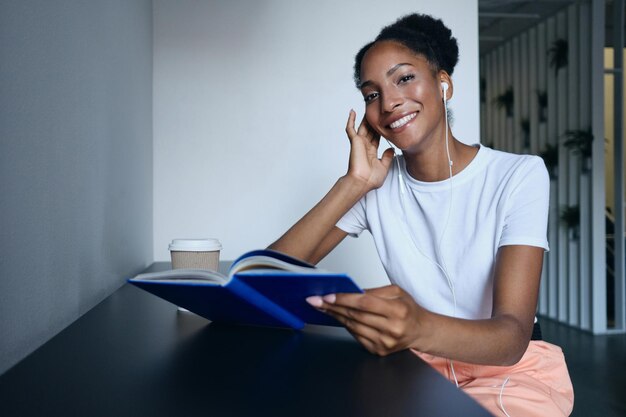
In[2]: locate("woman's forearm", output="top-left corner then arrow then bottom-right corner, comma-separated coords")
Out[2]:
268,175 -> 369,263
415,311 -> 531,366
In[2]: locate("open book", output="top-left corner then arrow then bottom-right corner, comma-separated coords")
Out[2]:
129,249 -> 362,329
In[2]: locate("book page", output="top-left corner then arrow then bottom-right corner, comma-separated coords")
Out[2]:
230,256 -> 321,276
131,268 -> 228,285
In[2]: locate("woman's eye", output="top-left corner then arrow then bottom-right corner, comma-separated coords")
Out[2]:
364,92 -> 379,103
399,74 -> 415,84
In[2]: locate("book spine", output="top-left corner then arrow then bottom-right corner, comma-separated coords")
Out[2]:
227,278 -> 305,330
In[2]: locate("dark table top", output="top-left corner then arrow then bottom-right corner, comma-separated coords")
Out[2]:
0,263 -> 490,416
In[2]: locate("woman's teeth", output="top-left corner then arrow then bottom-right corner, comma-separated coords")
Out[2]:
389,112 -> 417,129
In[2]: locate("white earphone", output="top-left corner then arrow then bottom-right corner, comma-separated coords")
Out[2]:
441,81 -> 449,101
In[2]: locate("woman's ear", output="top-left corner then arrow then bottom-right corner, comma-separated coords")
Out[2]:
439,71 -> 453,102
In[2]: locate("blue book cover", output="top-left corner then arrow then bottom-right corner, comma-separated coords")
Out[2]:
129,250 -> 363,329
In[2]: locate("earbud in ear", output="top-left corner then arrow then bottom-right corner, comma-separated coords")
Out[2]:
441,82 -> 449,101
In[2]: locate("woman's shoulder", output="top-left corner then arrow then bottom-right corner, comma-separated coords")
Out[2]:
478,144 -> 547,174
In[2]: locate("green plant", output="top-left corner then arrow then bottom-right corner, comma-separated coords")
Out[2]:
539,143 -> 558,178
521,118 -> 530,149
494,87 -> 514,117
560,205 -> 580,239
548,39 -> 568,75
480,77 -> 486,104
536,90 -> 548,122
563,129 -> 593,158
560,205 -> 580,228
520,119 -> 530,135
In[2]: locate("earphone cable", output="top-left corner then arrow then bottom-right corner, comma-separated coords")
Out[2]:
388,84 -> 458,388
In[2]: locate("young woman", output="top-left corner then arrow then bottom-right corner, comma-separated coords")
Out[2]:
268,13 -> 573,416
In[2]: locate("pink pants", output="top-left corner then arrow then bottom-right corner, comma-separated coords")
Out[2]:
413,341 -> 574,416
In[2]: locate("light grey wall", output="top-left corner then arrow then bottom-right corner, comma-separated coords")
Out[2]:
153,0 -> 479,288
0,0 -> 153,375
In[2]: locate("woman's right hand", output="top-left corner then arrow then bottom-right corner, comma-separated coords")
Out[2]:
345,110 -> 395,191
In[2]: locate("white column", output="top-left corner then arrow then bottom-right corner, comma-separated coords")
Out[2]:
529,25 -> 548,315
591,0 -> 607,334
529,28 -> 539,155
505,42 -> 514,152
486,52 -> 495,146
578,0 -> 593,331
497,46 -> 506,150
480,58 -> 486,143
546,18 -> 559,320
520,32 -> 530,154
512,36 -> 521,154
537,22 -> 548,152
567,4 -> 581,327
612,0 -> 625,331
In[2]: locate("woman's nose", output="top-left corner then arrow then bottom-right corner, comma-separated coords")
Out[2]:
382,91 -> 403,113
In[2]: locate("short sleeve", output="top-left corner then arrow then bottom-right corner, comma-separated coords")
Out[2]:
499,156 -> 550,251
336,196 -> 368,237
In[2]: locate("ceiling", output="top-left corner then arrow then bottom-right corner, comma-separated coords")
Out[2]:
479,0 -> 576,55
479,0 -> 626,55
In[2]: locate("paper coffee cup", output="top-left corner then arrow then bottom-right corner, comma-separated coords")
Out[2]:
169,238 -> 222,271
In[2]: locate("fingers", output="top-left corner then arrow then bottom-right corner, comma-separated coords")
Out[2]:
310,292 -> 399,320
345,109 -> 357,140
325,310 -> 393,354
323,304 -> 402,356
306,293 -> 390,343
346,110 -> 379,143
364,284 -> 405,299
306,289 -> 418,357
380,147 -> 395,171
357,116 -> 380,142
323,301 -> 389,330
356,115 -> 368,137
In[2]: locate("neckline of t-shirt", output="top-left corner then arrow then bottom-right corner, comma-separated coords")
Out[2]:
399,143 -> 488,192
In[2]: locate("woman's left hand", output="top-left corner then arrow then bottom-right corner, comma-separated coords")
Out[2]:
306,285 -> 429,356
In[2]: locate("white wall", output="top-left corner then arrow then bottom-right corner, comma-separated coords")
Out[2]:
0,0 -> 153,375
153,0 -> 479,288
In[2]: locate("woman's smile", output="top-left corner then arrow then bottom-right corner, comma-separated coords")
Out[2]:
387,111 -> 418,130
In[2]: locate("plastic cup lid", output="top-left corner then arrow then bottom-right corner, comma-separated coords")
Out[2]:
168,238 -> 222,252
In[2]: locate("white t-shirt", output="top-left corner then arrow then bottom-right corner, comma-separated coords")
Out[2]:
336,145 -> 550,319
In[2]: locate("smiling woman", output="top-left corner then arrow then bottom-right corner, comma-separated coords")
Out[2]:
268,13 -> 573,417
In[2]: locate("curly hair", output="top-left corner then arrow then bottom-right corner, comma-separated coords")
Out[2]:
353,14 -> 459,88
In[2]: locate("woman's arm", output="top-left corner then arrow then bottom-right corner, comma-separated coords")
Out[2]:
268,110 -> 394,264
307,244 -> 543,366
267,179 -> 363,263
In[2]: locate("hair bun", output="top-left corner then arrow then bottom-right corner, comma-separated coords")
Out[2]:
354,13 -> 459,87
377,14 -> 459,76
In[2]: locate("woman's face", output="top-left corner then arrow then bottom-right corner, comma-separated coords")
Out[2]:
359,41 -> 446,153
